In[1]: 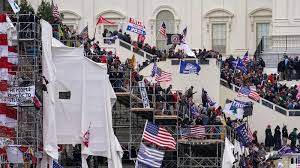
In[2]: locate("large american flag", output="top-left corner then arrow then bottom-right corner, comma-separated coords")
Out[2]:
159,22 -> 167,38
142,121 -> 176,150
152,63 -> 172,83
237,87 -> 260,101
79,26 -> 89,41
180,125 -> 206,139
242,51 -> 249,65
136,143 -> 165,168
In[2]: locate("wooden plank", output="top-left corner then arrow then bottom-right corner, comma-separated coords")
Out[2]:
154,115 -> 177,120
115,92 -> 130,97
130,108 -> 154,112
178,139 -> 224,144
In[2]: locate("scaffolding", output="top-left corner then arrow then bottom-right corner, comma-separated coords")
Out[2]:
111,69 -> 225,168
0,14 -> 43,166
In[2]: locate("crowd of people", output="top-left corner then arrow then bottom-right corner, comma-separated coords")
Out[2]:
221,55 -> 300,109
223,109 -> 300,167
277,54 -> 300,80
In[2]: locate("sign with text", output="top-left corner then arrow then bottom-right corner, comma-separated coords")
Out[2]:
138,81 -> 150,108
235,123 -> 251,147
127,17 -> 146,35
0,86 -> 35,105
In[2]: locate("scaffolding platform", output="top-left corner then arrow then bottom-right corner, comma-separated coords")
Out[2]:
130,108 -> 154,112
178,138 -> 224,145
154,115 -> 177,120
115,92 -> 131,97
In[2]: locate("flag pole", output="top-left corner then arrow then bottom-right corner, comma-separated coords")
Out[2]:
93,27 -> 96,39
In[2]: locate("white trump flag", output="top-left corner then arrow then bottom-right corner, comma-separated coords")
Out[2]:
222,138 -> 235,168
7,0 -> 20,14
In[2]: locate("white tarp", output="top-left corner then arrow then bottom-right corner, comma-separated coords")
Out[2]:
52,45 -> 123,168
41,19 -> 123,167
41,20 -> 59,161
222,138 -> 235,168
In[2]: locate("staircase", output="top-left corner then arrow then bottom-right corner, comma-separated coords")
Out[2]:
258,35 -> 300,68
219,79 -> 300,142
110,66 -> 226,167
101,39 -> 156,64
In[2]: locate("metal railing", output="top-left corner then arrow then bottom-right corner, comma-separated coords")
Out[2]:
263,35 -> 300,51
108,70 -> 131,92
118,39 -> 157,60
220,78 -> 300,117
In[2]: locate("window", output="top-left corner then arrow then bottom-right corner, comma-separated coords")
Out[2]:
212,24 -> 226,54
59,91 -> 71,99
256,23 -> 270,47
156,10 -> 175,50
103,25 -> 118,35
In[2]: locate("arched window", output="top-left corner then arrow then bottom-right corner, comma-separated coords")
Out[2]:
249,8 -> 272,47
205,8 -> 234,54
156,10 -> 175,50
60,11 -> 81,32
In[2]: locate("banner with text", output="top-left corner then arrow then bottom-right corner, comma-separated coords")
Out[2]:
127,17 -> 146,35
0,86 -> 35,105
138,81 -> 150,108
235,123 -> 251,147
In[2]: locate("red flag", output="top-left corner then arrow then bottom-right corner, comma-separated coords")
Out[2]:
96,16 -> 114,25
33,96 -> 42,110
83,123 -> 91,147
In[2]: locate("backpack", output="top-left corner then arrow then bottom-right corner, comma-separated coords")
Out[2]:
288,133 -> 294,140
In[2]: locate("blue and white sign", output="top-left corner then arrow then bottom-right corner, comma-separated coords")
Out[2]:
235,123 -> 251,147
138,81 -> 150,108
179,61 -> 201,74
127,17 -> 146,35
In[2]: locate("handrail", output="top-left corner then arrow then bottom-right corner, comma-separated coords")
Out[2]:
117,39 -> 157,60
220,78 -> 300,117
262,35 -> 300,51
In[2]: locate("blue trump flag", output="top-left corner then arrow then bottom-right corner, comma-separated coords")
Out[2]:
179,61 -> 201,74
235,123 -> 252,147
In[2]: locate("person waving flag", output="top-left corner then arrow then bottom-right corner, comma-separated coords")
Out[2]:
159,22 -> 167,38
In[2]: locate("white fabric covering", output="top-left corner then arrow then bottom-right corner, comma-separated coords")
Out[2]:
222,138 -> 235,168
41,20 -> 59,160
41,20 -> 123,167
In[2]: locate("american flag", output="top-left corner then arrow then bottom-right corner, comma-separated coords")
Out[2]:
208,96 -> 216,107
136,143 -> 165,168
52,4 -> 60,20
237,87 -> 260,101
79,26 -> 89,41
242,51 -> 249,65
142,121 -> 176,150
159,22 -> 167,38
180,125 -> 206,139
152,63 -> 172,83
53,160 -> 64,168
247,128 -> 253,141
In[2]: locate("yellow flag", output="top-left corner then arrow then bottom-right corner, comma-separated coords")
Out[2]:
58,25 -> 64,39
131,54 -> 136,68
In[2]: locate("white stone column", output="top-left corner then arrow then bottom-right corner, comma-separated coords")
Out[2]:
272,0 -> 300,36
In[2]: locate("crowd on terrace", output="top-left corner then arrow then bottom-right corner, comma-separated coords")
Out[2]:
51,20 -> 300,167
221,55 -> 300,109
